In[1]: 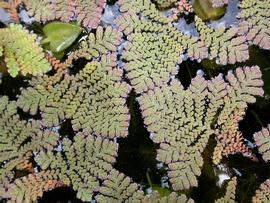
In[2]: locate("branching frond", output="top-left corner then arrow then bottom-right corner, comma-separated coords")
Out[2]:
0,96 -> 58,199
115,0 -> 208,93
252,179 -> 270,203
152,0 -> 178,9
142,192 -> 194,203
0,0 -> 22,21
0,24 -> 51,77
238,0 -> 270,50
4,170 -> 65,203
253,124 -> 270,162
22,0 -> 106,28
66,26 -> 123,63
213,66 -> 264,164
95,169 -> 144,203
35,133 -> 119,202
17,55 -> 131,138
138,66 -> 263,190
195,16 -> 249,65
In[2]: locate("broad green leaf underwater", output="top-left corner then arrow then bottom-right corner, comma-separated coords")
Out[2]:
42,22 -> 82,53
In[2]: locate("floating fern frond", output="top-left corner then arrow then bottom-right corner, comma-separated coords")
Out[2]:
138,66 -> 263,190
0,0 -> 21,22
0,24 -> 51,77
17,55 -> 131,138
115,0 -> 208,93
142,192 -> 194,203
253,124 -> 270,162
75,0 -> 106,28
22,0 -> 56,23
138,76 -> 210,190
4,170 -> 65,203
152,0 -> 178,9
0,96 -> 58,198
67,26 -> 123,63
35,133 -> 119,202
195,16 -> 249,65
238,0 -> 270,50
251,125 -> 270,202
252,179 -> 270,203
213,66 -> 264,164
117,0 -> 171,24
95,169 -> 144,203
22,0 -> 106,28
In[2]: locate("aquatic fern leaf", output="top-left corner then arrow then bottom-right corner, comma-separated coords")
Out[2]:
195,16 -> 249,65
0,96 -> 58,199
116,0 -> 208,93
0,0 -> 21,22
138,76 -> 211,190
17,55 -> 130,138
0,24 -> 50,77
213,66 -> 264,164
22,0 -> 57,22
238,0 -> 270,50
95,169 -> 144,203
4,170 -> 65,203
142,192 -> 194,203
152,0 -> 178,9
75,0 -> 106,28
23,0 -> 106,28
67,26 -> 123,62
138,66 -> 263,190
254,124 -> 270,162
252,125 -> 270,202
35,133 -> 118,202
252,179 -> 270,203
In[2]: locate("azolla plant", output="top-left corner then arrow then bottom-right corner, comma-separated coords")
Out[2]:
0,0 -> 270,202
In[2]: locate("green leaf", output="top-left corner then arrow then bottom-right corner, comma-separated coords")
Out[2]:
193,0 -> 226,21
152,185 -> 172,197
43,22 -> 82,53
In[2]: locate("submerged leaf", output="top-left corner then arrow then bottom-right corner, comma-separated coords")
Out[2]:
42,22 -> 82,53
193,0 -> 226,21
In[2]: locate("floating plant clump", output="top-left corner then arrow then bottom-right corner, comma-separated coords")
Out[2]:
0,0 -> 270,203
